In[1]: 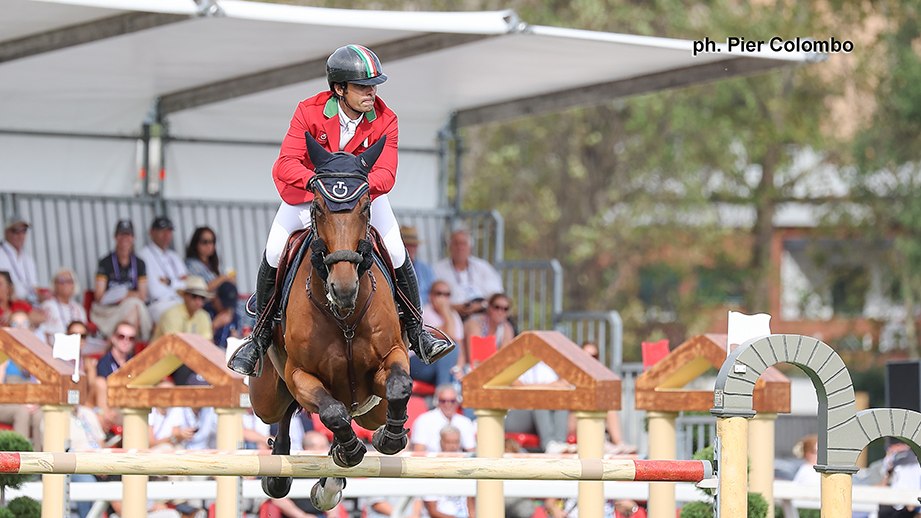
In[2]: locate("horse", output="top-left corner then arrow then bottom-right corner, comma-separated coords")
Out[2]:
249,133 -> 413,510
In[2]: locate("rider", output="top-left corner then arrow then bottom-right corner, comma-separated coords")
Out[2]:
228,44 -> 454,376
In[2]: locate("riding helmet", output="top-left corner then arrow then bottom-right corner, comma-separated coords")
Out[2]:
327,45 -> 388,88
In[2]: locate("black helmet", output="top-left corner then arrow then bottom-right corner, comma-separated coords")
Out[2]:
327,45 -> 388,88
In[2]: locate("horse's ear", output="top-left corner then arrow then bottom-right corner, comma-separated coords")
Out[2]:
305,132 -> 332,170
356,135 -> 387,175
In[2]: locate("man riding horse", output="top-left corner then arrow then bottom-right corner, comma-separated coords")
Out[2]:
229,44 -> 454,377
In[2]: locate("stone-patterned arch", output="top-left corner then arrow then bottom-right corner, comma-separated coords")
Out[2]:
849,408 -> 921,467
713,334 -> 859,470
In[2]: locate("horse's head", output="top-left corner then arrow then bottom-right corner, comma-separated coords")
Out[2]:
305,132 -> 385,311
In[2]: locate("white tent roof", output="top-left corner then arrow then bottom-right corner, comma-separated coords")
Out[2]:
0,0 -> 811,204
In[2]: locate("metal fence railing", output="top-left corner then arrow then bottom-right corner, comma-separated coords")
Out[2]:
0,192 -> 504,298
614,362 -> 645,453
497,259 -> 562,332
676,413 -> 717,460
554,310 -> 623,369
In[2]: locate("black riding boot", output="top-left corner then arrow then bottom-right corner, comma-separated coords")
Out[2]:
394,258 -> 455,364
228,257 -> 278,376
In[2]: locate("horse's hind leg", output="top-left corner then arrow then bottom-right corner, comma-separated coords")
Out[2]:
372,362 -> 412,455
261,401 -> 298,498
291,369 -> 366,468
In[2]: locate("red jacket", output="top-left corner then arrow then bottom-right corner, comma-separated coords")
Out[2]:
272,91 -> 399,205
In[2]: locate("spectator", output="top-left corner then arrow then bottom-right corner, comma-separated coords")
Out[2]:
0,270 -> 44,327
506,361 -> 571,453
433,229 -> 503,319
91,220 -> 152,340
0,312 -> 43,449
411,281 -> 464,388
38,267 -> 87,343
792,434 -> 819,485
184,226 -> 236,293
464,292 -> 515,365
69,403 -> 108,518
207,282 -> 241,348
0,214 -> 39,304
411,384 -> 475,453
879,438 -> 921,518
402,225 -> 434,306
568,342 -> 634,455
242,407 -> 271,449
139,216 -> 189,323
150,276 -> 213,385
422,425 -> 475,518
94,321 -> 137,429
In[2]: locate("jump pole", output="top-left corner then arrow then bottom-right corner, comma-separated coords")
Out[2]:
0,452 -> 712,481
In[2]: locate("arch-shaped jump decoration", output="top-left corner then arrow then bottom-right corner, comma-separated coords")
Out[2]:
852,408 -> 921,466
712,334 -> 858,471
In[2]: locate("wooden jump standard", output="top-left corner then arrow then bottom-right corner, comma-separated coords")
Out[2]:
0,453 -> 712,482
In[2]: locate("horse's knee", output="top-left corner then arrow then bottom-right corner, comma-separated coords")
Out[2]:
385,368 -> 412,403
318,400 -> 351,433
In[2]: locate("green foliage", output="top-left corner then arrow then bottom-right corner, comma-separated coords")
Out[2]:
6,496 -> 40,518
0,431 -> 33,492
748,491 -> 768,518
0,507 -> 14,518
679,500 -> 713,518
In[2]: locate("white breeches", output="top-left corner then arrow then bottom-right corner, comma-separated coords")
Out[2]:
264,194 -> 406,269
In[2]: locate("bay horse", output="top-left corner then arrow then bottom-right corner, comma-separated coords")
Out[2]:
249,133 -> 412,510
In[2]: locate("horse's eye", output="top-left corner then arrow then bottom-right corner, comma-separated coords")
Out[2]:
362,203 -> 371,214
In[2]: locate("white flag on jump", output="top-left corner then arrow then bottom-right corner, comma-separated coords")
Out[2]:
53,332 -> 82,383
727,311 -> 771,356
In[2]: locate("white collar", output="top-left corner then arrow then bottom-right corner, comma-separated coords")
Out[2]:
337,101 -> 362,130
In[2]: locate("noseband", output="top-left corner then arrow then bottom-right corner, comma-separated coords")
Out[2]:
307,173 -> 375,285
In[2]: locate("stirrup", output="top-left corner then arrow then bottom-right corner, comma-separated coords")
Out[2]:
227,337 -> 265,377
414,328 -> 455,365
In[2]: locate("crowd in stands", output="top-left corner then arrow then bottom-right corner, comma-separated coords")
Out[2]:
0,215 -> 641,518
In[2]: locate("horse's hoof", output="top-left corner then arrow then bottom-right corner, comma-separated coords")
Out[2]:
261,476 -> 292,498
331,438 -> 367,468
311,477 -> 345,511
372,425 -> 408,455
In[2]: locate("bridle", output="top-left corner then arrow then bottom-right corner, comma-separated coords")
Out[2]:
305,172 -> 377,413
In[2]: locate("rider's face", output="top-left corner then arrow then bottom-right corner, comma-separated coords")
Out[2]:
337,83 -> 376,118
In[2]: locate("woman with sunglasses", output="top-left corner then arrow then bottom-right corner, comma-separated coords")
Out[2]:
410,281 -> 464,388
185,227 -> 236,293
38,268 -> 87,343
463,293 -> 515,364
94,321 -> 137,428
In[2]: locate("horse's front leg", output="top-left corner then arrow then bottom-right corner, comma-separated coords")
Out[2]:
290,369 -> 366,467
371,353 -> 412,455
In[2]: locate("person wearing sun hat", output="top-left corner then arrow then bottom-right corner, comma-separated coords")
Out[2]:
151,276 -> 214,385
0,213 -> 39,304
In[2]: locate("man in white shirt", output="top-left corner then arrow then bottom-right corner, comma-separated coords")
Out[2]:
0,214 -> 39,304
433,230 -> 503,319
410,384 -> 476,452
138,216 -> 188,322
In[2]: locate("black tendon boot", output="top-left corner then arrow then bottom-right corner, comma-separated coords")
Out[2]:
228,257 -> 278,376
394,258 -> 455,364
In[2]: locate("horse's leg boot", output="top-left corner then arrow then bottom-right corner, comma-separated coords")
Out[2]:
228,257 -> 277,376
394,258 -> 455,364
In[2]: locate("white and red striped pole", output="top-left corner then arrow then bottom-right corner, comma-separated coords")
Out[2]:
0,452 -> 712,482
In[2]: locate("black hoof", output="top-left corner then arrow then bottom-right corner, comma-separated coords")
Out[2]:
331,437 -> 366,468
262,476 -> 292,498
372,425 -> 408,455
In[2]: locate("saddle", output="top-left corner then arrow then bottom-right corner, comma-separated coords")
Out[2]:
247,227 -> 398,325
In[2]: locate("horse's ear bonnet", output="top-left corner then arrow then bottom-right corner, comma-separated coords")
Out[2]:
306,132 -> 383,212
